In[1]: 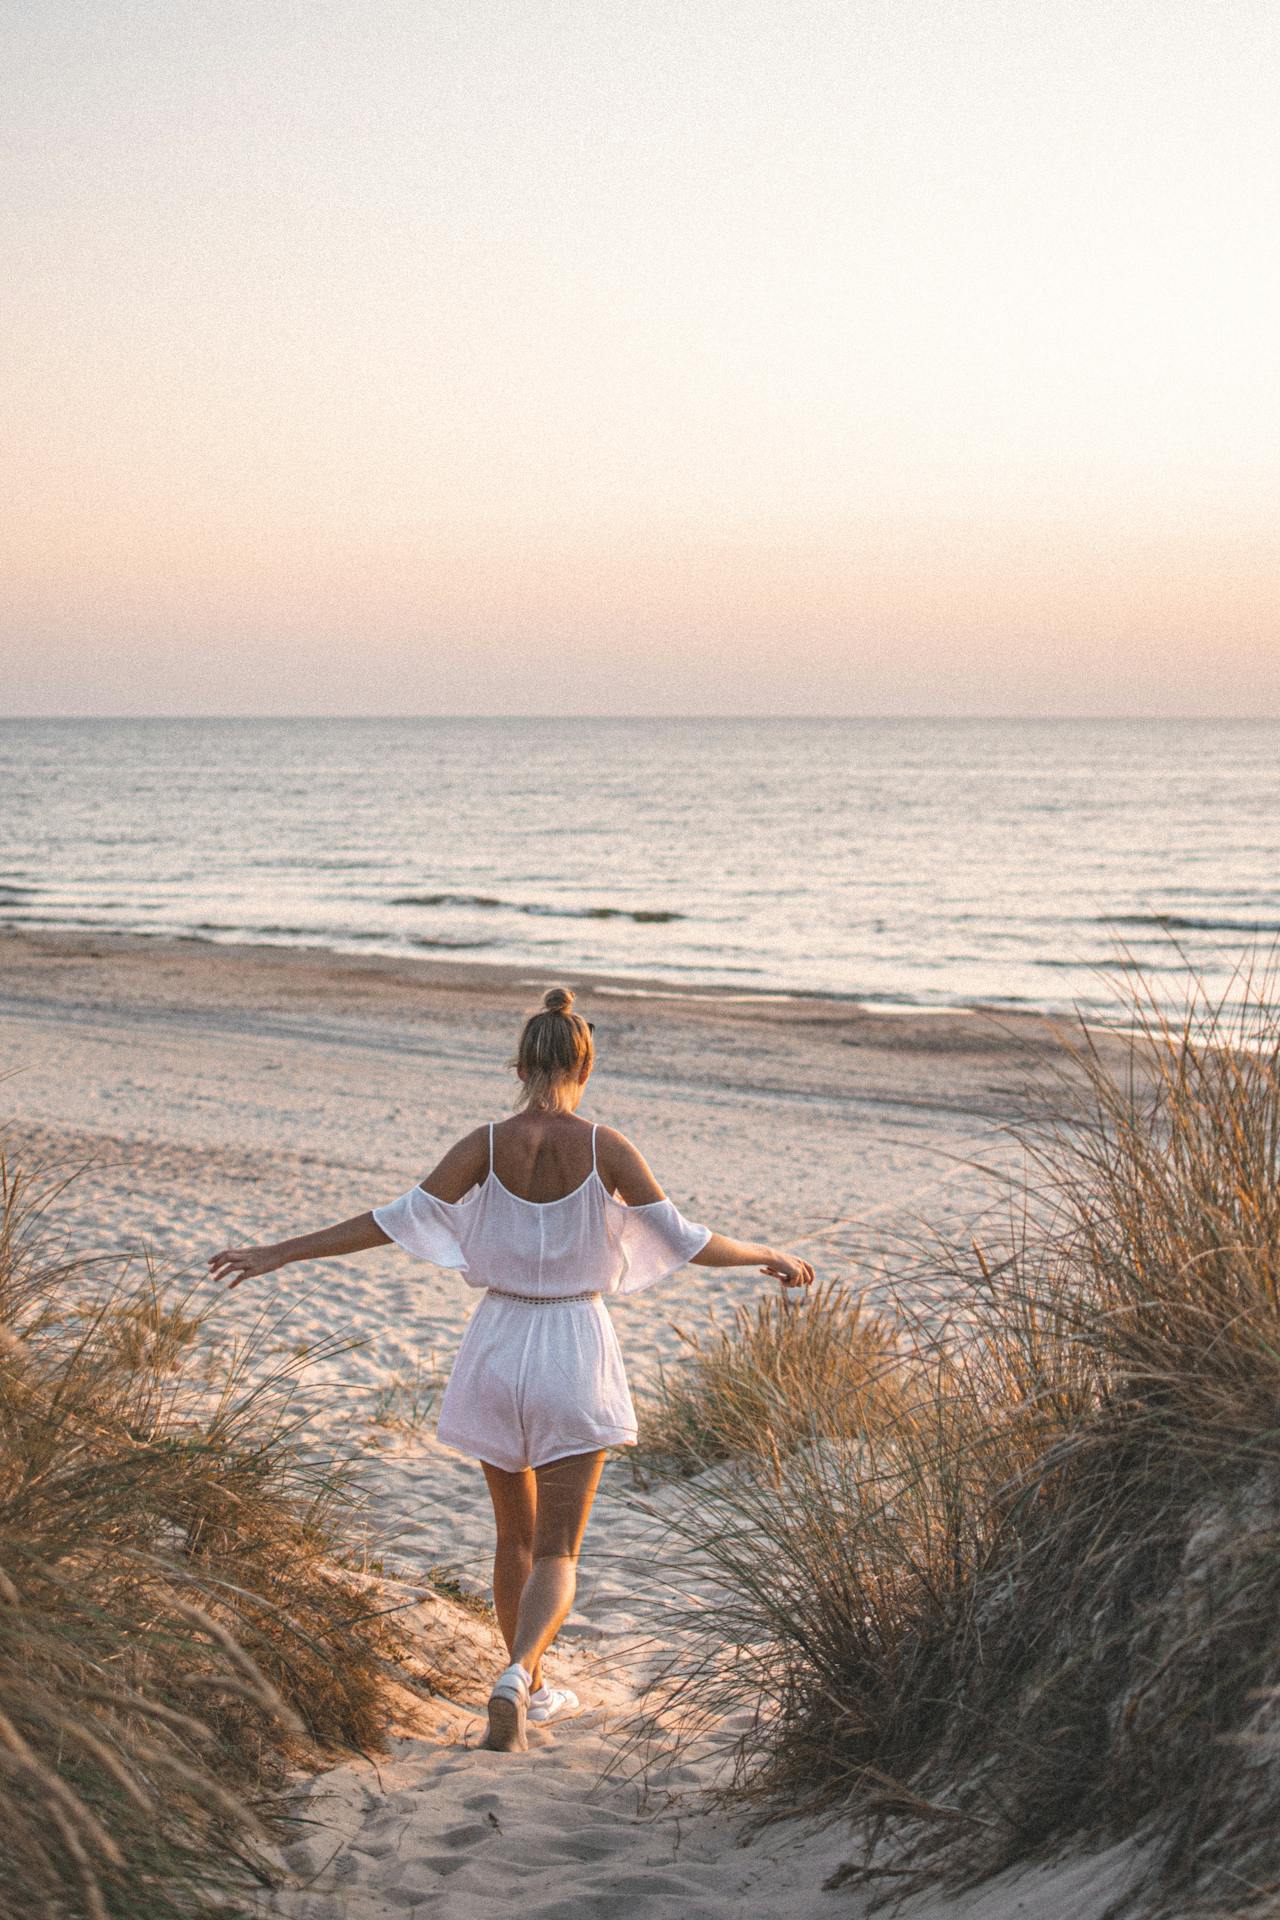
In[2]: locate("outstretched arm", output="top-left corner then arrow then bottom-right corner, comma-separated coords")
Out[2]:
209,1211 -> 390,1289
596,1127 -> 815,1289
691,1231 -> 814,1287
208,1127 -> 490,1290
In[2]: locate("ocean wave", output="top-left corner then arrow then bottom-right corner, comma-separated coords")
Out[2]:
1034,953 -> 1189,972
409,935 -> 498,950
1101,914 -> 1280,935
390,892 -> 683,923
392,893 -> 504,909
194,921 -> 330,939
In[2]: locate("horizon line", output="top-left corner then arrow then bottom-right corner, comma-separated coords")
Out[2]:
4,711 -> 1280,726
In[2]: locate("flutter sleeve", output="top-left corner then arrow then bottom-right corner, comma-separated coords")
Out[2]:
609,1198 -> 712,1295
371,1186 -> 469,1271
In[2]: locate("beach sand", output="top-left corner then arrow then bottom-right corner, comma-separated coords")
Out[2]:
0,927 -> 1143,1918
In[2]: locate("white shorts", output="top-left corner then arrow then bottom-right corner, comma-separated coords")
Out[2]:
434,1290 -> 638,1474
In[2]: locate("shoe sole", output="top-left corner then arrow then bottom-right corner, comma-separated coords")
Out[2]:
484,1691 -> 528,1752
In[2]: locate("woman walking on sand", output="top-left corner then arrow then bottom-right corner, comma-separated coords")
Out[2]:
209,988 -> 814,1753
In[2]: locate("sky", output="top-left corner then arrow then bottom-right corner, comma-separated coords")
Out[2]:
3,0 -> 1277,717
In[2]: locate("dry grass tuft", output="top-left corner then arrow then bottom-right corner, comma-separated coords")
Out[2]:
637,966 -> 1280,1915
634,1278 -> 903,1480
0,1147 -> 419,1919
369,1357 -> 445,1435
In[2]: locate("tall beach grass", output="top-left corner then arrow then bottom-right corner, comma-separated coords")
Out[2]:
635,968 -> 1280,1914
0,1150 -> 418,1920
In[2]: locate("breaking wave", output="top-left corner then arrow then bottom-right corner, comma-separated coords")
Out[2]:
390,893 -> 683,923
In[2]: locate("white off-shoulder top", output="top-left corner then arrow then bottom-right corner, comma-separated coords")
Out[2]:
372,1123 -> 711,1299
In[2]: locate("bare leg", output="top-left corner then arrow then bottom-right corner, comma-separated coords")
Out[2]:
481,1462 -> 539,1687
510,1449 -> 605,1683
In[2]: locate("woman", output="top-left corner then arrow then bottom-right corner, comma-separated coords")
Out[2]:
209,987 -> 815,1753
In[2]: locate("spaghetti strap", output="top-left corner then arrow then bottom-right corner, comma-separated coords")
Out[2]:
590,1123 -> 598,1173
488,1122 -> 494,1179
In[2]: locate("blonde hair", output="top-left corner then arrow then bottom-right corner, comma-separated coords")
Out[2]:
513,986 -> 595,1111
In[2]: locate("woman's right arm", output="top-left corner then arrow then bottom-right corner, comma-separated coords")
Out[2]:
210,1128 -> 490,1290
598,1128 -> 815,1289
209,1212 -> 390,1289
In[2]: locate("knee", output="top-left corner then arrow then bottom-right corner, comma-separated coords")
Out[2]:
496,1531 -> 535,1562
531,1547 -> 579,1569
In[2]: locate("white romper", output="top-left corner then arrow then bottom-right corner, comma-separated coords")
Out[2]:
371,1124 -> 711,1474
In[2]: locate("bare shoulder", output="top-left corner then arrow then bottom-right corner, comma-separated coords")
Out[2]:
594,1125 -> 666,1205
418,1124 -> 490,1203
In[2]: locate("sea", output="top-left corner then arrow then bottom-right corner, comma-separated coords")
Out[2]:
2,717 -> 1278,1021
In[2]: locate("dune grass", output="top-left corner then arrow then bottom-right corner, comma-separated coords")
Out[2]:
0,1150 -> 419,1920
637,970 -> 1280,1914
633,1276 -> 903,1480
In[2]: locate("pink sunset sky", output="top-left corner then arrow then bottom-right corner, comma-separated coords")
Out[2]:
3,1 -> 1277,717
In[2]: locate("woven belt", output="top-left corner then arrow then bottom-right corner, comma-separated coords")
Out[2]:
485,1289 -> 602,1306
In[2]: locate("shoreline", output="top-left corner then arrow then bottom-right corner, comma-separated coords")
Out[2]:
0,920 -> 1076,1040
0,907 -> 1142,1028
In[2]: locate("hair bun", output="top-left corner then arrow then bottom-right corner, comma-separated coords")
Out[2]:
542,986 -> 575,1016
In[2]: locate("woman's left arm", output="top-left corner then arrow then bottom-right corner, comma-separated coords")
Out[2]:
209,1212 -> 390,1289
692,1233 -> 815,1287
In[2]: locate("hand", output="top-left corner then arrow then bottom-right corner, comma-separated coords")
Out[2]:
208,1243 -> 287,1290
760,1250 -> 815,1289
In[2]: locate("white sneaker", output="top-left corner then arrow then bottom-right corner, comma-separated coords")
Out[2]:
484,1662 -> 531,1751
527,1683 -> 581,1725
